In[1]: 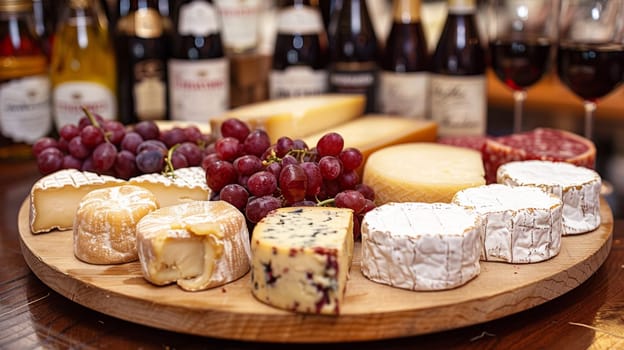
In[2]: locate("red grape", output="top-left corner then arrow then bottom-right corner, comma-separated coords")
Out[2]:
245,196 -> 282,223
121,132 -> 144,154
77,113 -> 104,130
318,156 -> 342,180
81,156 -> 95,172
92,142 -> 117,172
233,154 -> 263,176
32,137 -> 58,157
279,164 -> 307,204
160,127 -> 186,148
338,169 -> 359,190
36,148 -> 63,174
300,161 -> 322,197
136,140 -> 167,154
68,136 -> 90,159
220,183 -> 250,210
339,147 -> 363,171
265,162 -> 282,179
316,132 -> 344,157
62,154 -> 82,170
170,150 -> 188,169
243,129 -> 271,157
215,137 -> 241,161
114,150 -> 138,179
206,160 -> 237,192
59,124 -> 80,141
221,118 -> 250,142
201,153 -> 220,171
335,190 -> 366,214
103,120 -> 125,145
275,136 -> 294,157
281,154 -> 298,167
183,125 -> 203,143
292,139 -> 308,151
355,183 -> 375,201
134,120 -> 160,140
80,125 -> 104,148
136,150 -> 165,173
247,171 -> 278,197
176,142 -> 202,166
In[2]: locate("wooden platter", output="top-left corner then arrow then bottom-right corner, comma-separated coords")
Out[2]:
18,198 -> 614,343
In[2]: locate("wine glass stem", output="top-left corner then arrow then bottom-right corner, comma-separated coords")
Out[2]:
513,90 -> 527,134
583,100 -> 596,140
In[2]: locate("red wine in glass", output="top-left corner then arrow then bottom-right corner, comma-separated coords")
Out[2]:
489,38 -> 552,91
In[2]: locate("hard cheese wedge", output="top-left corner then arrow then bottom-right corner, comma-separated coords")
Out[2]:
363,143 -> 485,205
30,169 -> 125,234
128,167 -> 211,207
251,207 -> 354,315
211,94 -> 365,142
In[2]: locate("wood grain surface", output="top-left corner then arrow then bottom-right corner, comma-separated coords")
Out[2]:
18,197 -> 614,343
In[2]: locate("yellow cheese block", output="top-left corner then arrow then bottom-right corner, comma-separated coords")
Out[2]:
363,143 -> 485,205
211,94 -> 365,142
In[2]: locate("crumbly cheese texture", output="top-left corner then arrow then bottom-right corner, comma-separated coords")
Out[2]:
211,94 -> 365,143
251,207 -> 354,315
361,202 -> 482,291
497,160 -> 601,235
128,167 -> 211,207
136,200 -> 251,291
30,169 -> 125,234
453,184 -> 563,263
73,185 -> 159,264
363,143 -> 485,205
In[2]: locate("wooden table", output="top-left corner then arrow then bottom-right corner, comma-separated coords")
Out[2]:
2,160 -> 623,349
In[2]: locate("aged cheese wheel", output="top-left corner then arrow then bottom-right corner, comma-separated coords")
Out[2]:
73,185 -> 158,264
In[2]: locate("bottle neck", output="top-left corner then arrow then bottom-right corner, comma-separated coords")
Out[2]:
130,0 -> 160,12
392,0 -> 421,23
447,0 -> 476,14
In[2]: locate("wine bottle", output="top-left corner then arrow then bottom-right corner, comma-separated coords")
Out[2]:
429,0 -> 486,136
168,0 -> 229,122
270,0 -> 328,98
51,0 -> 117,129
115,0 -> 170,124
0,0 -> 52,160
32,0 -> 56,59
214,0 -> 262,55
378,0 -> 429,118
328,0 -> 379,113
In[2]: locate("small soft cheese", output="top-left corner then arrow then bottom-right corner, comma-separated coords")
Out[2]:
74,185 -> 159,264
363,143 -> 485,205
128,167 -> 210,207
30,169 -> 125,234
453,184 -> 563,263
251,207 -> 354,315
497,160 -> 601,235
136,200 -> 251,291
361,202 -> 482,291
211,94 -> 365,142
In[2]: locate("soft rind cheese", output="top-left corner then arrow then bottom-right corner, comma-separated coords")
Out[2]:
74,185 -> 159,264
136,200 -> 251,291
30,169 -> 125,234
452,184 -> 563,263
497,160 -> 601,235
361,202 -> 482,291
211,94 -> 365,142
363,143 -> 485,205
251,207 -> 354,315
128,167 -> 211,207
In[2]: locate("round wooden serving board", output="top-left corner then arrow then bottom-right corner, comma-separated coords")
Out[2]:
18,198 -> 614,343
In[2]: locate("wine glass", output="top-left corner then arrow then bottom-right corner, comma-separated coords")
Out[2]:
558,0 -> 624,139
488,0 -> 559,133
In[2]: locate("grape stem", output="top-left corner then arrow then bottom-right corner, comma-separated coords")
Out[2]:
81,106 -> 112,143
316,198 -> 335,207
262,148 -> 317,167
162,144 -> 180,178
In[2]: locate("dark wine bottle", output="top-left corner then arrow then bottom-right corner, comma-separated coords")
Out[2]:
115,0 -> 170,124
429,0 -> 486,136
328,0 -> 379,112
378,0 -> 429,118
168,0 -> 229,122
270,0 -> 328,98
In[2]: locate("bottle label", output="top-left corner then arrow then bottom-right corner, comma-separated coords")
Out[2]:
178,1 -> 220,36
133,59 -> 167,121
134,8 -> 164,38
53,82 -> 116,128
0,75 -> 51,144
329,66 -> 378,112
277,6 -> 324,35
429,74 -> 486,136
270,66 -> 328,98
215,0 -> 261,52
378,71 -> 428,118
168,58 -> 229,122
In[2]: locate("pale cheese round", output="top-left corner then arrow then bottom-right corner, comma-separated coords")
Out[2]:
73,185 -> 159,264
497,160 -> 601,235
361,202 -> 482,291
453,184 -> 563,263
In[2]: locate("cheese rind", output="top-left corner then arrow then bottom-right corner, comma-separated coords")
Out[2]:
30,169 -> 125,234
363,143 -> 485,205
136,200 -> 251,291
128,167 -> 211,207
211,94 -> 365,142
497,160 -> 601,235
251,207 -> 354,315
73,185 -> 159,264
452,184 -> 563,263
361,202 -> 482,291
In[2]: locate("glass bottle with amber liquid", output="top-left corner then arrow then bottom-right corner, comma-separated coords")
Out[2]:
270,0 -> 328,98
429,0 -> 486,136
378,0 -> 428,118
328,0 -> 379,112
0,0 -> 52,160
51,0 -> 117,129
169,0 -> 229,122
115,0 -> 170,124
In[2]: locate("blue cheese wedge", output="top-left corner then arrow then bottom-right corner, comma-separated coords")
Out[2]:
361,202 -> 482,291
453,184 -> 563,263
250,207 -> 354,315
497,160 -> 601,235
128,167 -> 210,207
30,169 -> 125,233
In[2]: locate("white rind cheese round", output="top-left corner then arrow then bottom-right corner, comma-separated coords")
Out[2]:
452,184 -> 563,263
360,202 -> 482,291
73,185 -> 159,264
497,160 -> 601,235
136,200 -> 251,291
